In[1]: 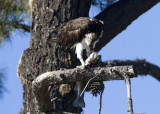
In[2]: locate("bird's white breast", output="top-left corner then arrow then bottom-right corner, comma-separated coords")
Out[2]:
71,33 -> 95,51
82,33 -> 95,48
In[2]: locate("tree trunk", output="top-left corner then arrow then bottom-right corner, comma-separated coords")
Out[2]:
18,0 -> 92,113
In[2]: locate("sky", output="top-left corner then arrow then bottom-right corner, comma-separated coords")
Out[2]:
0,2 -> 160,114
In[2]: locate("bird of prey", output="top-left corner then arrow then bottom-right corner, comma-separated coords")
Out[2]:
56,17 -> 104,68
56,17 -> 104,108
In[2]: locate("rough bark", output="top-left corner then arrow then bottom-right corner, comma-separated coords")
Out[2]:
33,66 -> 136,90
18,0 -> 92,113
32,66 -> 136,112
95,0 -> 160,51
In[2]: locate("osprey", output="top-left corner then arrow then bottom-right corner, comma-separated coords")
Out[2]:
56,17 -> 104,68
56,17 -> 104,108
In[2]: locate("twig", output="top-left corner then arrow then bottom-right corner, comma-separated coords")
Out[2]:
80,75 -> 98,97
99,89 -> 104,114
124,76 -> 134,114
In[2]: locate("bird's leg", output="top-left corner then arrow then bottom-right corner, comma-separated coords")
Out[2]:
86,48 -> 91,57
76,43 -> 85,69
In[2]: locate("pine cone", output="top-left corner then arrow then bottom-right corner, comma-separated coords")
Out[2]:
87,81 -> 104,97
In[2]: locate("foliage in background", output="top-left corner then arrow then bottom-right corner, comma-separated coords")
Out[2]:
0,0 -> 30,44
0,0 -> 30,98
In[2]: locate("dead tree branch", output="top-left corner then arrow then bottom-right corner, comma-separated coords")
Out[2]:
99,88 -> 104,114
102,59 -> 160,81
124,76 -> 134,114
32,65 -> 136,111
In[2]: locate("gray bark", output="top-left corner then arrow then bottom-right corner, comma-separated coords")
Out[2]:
32,66 -> 136,112
19,0 -> 92,113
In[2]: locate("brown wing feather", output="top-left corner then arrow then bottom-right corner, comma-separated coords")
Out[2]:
56,17 -> 104,48
56,17 -> 90,47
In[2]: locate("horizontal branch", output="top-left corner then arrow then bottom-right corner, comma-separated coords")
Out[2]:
95,0 -> 160,51
33,66 -> 136,88
32,65 -> 136,111
102,59 -> 160,81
